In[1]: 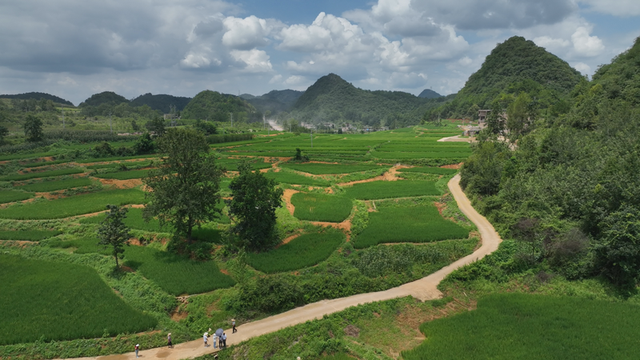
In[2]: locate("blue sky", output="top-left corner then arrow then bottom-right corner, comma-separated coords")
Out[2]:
0,0 -> 638,106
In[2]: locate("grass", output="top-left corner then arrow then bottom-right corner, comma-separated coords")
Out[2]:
343,180 -> 439,200
291,193 -> 353,222
0,254 -> 157,345
217,158 -> 272,171
353,203 -> 469,248
0,190 -> 34,204
0,230 -> 61,241
95,169 -> 151,180
265,171 -> 330,187
397,166 -> 458,175
403,293 -> 640,360
1,168 -> 85,181
0,189 -> 146,219
16,177 -> 94,192
281,163 -> 386,175
247,230 -> 345,273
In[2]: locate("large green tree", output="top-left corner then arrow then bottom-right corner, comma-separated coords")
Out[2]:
227,161 -> 283,251
143,128 -> 223,240
23,114 -> 43,142
98,205 -> 131,268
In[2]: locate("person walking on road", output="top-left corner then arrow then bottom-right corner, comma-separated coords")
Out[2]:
212,331 -> 217,349
232,319 -> 237,333
167,333 -> 173,348
222,332 -> 227,348
203,331 -> 209,347
135,344 -> 139,358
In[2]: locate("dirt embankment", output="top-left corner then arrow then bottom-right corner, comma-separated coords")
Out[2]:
337,164 -> 409,187
282,189 -> 299,216
98,178 -> 143,189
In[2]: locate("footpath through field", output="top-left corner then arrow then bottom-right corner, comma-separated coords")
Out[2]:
64,174 -> 501,360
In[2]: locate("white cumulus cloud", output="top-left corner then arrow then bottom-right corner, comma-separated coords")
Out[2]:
571,26 -> 604,57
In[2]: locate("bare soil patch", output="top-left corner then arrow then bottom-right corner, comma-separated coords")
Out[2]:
277,232 -> 302,248
440,163 -> 463,169
98,178 -> 143,189
282,189 -> 299,216
337,164 -> 404,187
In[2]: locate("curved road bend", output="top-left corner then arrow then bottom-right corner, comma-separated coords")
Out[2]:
62,174 -> 502,360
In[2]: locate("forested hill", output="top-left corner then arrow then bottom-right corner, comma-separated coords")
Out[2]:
130,93 -> 192,114
79,91 -> 129,107
240,89 -> 303,115
181,90 -> 256,122
289,73 -> 443,127
426,36 -> 583,120
0,92 -> 73,106
460,35 -> 640,287
418,89 -> 442,99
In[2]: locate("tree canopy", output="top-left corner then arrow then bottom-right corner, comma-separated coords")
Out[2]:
97,205 -> 131,268
143,128 -> 224,240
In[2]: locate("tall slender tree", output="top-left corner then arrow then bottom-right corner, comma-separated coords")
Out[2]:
98,205 -> 131,268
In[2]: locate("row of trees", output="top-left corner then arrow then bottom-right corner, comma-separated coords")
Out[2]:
99,128 -> 282,266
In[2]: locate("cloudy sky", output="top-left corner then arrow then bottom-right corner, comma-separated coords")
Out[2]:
1,0 -> 638,105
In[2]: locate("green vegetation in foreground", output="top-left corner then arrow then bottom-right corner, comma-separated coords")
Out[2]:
47,238 -> 235,295
0,254 -> 157,345
95,169 -> 151,180
281,162 -> 387,175
265,171 -> 330,186
217,158 -> 272,171
343,180 -> 439,200
0,189 -> 145,219
354,202 -> 469,248
0,190 -> 34,204
0,230 -> 61,241
123,246 -> 235,295
16,177 -> 94,192
398,166 -> 458,175
1,168 -> 85,181
247,230 -> 345,273
291,193 -> 353,222
403,293 -> 640,360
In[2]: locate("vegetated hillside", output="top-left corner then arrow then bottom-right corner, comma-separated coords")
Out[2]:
460,35 -> 640,287
289,73 -> 442,127
181,90 -> 256,122
79,91 -> 129,107
0,92 -> 73,106
241,89 -> 303,115
130,93 -> 192,114
426,36 -> 583,120
418,89 -> 442,99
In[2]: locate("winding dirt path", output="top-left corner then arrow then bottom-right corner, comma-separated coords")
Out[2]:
58,174 -> 501,360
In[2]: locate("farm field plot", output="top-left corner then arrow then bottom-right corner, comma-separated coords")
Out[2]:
217,158 -> 272,171
75,155 -> 160,163
265,171 -> 330,187
0,254 -> 157,345
372,151 -> 469,160
291,193 -> 353,222
16,177 -> 94,192
247,230 -> 345,273
1,168 -> 85,181
353,203 -> 469,248
123,246 -> 235,295
95,169 -> 151,180
0,189 -> 146,219
0,230 -> 61,241
0,190 -> 34,204
397,167 -> 458,175
21,159 -> 70,168
403,293 -> 640,360
281,163 -> 387,175
80,208 -> 226,238
343,180 -> 439,200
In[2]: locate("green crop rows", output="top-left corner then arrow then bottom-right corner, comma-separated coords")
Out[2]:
265,171 -> 330,186
247,230 -> 345,273
0,189 -> 146,219
17,178 -> 94,192
354,203 -> 469,248
0,254 -> 157,345
0,190 -> 34,204
343,180 -> 439,200
95,169 -> 151,180
0,230 -> 61,241
397,167 -> 458,175
281,163 -> 386,175
403,293 -> 640,359
2,168 -> 85,181
291,193 -> 353,222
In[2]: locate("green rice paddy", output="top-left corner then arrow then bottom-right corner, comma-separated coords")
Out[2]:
291,193 -> 353,222
343,180 -> 439,200
281,163 -> 387,175
0,230 -> 61,241
0,190 -> 34,204
1,168 -> 85,181
16,177 -> 94,192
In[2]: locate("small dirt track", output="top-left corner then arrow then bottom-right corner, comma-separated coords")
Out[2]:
59,174 -> 502,360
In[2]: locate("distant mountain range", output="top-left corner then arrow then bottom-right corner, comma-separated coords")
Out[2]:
0,92 -> 74,106
418,89 -> 442,99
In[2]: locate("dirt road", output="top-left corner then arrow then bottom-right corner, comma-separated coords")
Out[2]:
61,174 -> 501,360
